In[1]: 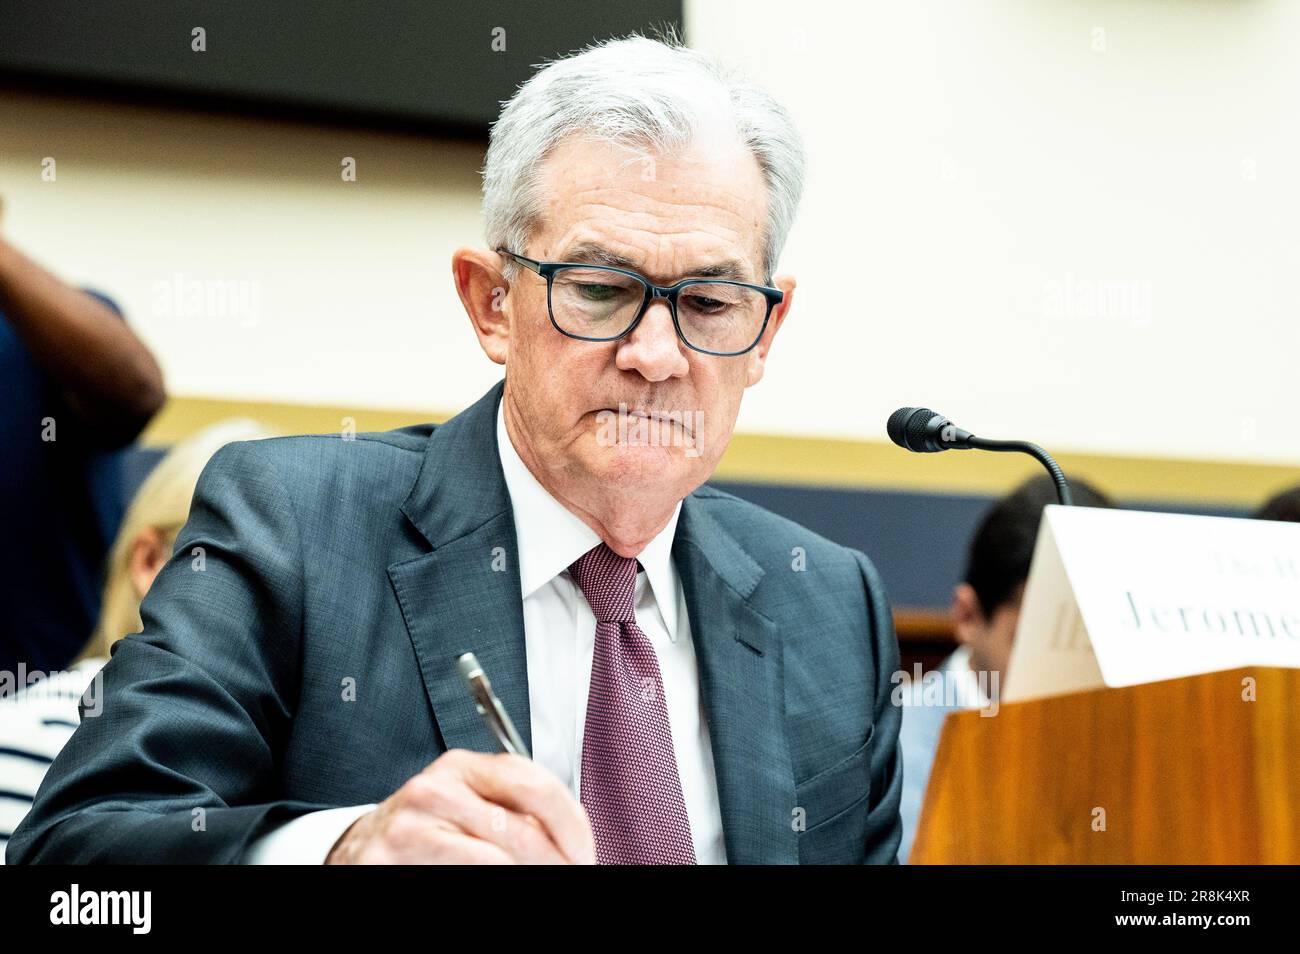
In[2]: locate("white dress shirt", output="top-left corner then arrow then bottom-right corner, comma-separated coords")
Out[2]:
246,403 -> 726,863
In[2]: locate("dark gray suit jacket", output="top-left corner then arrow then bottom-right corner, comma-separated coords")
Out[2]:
10,380 -> 903,864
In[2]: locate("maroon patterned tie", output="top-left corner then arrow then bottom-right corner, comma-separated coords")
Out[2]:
568,543 -> 697,865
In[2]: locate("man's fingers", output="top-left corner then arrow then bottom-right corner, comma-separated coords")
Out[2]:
407,775 -> 570,863
388,820 -> 516,864
448,751 -> 596,864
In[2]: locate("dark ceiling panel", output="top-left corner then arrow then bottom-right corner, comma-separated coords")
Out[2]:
0,1 -> 685,135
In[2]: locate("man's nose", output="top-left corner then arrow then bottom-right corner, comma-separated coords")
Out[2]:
615,299 -> 689,381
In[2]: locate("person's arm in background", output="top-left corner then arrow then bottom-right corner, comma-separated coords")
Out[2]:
0,201 -> 165,448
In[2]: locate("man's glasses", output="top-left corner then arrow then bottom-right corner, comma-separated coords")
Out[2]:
497,250 -> 783,357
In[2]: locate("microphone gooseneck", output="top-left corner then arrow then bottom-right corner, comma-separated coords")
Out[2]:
886,406 -> 1073,506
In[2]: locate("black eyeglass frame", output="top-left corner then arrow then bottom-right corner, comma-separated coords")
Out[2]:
497,249 -> 784,357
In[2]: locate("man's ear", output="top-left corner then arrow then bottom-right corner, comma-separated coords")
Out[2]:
127,527 -> 169,602
745,274 -> 795,387
452,247 -> 511,365
950,583 -> 986,648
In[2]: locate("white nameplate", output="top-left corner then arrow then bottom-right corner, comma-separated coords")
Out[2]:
1004,505 -> 1300,702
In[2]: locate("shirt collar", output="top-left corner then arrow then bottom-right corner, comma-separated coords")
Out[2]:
495,400 -> 682,638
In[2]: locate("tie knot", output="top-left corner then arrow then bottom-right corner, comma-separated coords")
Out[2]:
568,543 -> 638,623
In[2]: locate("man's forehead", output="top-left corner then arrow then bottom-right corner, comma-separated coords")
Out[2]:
533,138 -> 767,280
545,136 -> 759,198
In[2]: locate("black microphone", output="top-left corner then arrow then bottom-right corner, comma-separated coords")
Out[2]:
886,406 -> 1073,506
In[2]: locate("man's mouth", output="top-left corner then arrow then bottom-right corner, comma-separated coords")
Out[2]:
597,405 -> 695,438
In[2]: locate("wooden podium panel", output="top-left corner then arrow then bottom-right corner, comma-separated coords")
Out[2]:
910,667 -> 1300,863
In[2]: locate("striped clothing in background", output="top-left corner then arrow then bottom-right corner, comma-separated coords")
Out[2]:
0,657 -> 106,863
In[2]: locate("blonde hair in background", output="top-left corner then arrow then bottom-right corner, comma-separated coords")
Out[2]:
79,418 -> 274,662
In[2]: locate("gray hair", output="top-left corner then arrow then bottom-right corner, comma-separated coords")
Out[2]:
482,32 -> 805,281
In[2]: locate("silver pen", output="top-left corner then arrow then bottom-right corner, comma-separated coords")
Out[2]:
456,652 -> 531,758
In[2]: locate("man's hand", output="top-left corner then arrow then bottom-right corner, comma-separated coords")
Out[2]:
325,750 -> 596,864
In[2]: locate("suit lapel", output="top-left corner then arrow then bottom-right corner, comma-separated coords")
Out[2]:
386,383 -> 795,861
674,494 -> 797,864
387,381 -> 533,756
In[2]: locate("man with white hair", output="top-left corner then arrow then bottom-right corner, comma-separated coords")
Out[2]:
11,34 -> 902,865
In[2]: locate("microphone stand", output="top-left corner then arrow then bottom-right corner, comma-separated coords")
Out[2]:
965,437 -> 1074,506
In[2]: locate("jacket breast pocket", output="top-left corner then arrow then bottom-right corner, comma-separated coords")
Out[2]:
794,725 -> 874,864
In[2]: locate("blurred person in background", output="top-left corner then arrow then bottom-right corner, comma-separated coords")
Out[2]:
0,200 -> 166,676
0,419 -> 271,863
897,474 -> 1114,862
1254,484 -> 1300,522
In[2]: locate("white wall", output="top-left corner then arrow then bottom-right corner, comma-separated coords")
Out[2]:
0,91 -> 494,411
689,0 -> 1300,464
1,0 -> 1297,464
